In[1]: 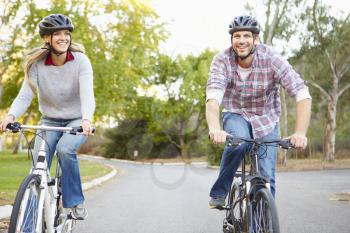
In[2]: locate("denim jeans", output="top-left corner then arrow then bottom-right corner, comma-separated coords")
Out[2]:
33,117 -> 87,208
209,113 -> 279,198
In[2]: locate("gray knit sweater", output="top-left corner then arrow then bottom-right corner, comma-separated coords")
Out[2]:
9,52 -> 95,121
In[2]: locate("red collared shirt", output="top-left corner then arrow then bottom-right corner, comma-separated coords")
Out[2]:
45,50 -> 75,66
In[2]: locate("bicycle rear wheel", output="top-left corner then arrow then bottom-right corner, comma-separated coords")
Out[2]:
8,173 -> 44,233
251,188 -> 280,233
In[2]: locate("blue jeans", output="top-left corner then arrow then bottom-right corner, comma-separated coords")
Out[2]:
210,113 -> 279,198
33,117 -> 87,208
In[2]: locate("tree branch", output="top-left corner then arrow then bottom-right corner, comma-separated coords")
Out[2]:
162,126 -> 180,148
337,83 -> 350,99
325,49 -> 338,79
277,0 -> 289,24
308,80 -> 331,100
263,0 -> 272,44
312,0 -> 325,49
266,0 -> 281,45
339,55 -> 350,79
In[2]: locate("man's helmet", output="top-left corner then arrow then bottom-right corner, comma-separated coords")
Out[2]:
39,14 -> 74,38
228,15 -> 260,35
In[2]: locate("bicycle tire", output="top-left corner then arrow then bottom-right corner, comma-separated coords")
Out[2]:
8,173 -> 44,233
228,180 -> 248,233
251,188 -> 280,233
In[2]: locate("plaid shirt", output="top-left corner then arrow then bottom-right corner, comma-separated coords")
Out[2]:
206,44 -> 306,138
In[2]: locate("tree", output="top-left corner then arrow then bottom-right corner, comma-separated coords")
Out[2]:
298,0 -> 350,161
147,50 -> 215,159
0,0 -> 168,153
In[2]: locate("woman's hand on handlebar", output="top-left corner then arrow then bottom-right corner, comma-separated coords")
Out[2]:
209,129 -> 228,145
0,115 -> 15,132
81,119 -> 94,136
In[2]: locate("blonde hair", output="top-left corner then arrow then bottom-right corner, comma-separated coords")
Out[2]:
23,41 -> 85,91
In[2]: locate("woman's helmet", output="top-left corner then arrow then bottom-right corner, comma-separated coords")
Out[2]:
39,14 -> 74,38
228,15 -> 260,35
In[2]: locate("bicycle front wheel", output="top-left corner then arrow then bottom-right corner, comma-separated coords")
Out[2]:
224,180 -> 247,233
8,173 -> 44,233
251,188 -> 280,233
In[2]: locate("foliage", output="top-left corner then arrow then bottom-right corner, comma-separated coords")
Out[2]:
295,1 -> 350,160
0,0 -> 168,122
145,49 -> 215,159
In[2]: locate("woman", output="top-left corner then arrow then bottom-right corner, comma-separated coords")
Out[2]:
0,14 -> 95,220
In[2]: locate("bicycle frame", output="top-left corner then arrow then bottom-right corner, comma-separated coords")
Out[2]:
224,136 -> 292,233
10,124 -> 79,233
34,131 -> 58,233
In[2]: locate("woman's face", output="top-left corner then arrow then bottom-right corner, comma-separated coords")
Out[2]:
46,29 -> 71,53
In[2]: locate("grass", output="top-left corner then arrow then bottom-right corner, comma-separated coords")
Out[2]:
276,158 -> 350,172
0,151 -> 112,206
142,155 -> 350,172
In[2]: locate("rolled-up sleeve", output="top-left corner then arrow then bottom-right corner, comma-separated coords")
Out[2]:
206,54 -> 228,104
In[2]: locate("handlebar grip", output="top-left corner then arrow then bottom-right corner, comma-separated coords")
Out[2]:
6,122 -> 21,133
279,139 -> 294,149
71,126 -> 96,134
226,135 -> 243,147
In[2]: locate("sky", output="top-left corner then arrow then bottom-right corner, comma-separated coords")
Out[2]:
151,0 -> 350,57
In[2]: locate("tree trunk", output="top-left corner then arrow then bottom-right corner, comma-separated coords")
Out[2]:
0,133 -> 6,152
13,111 -> 32,154
324,101 -> 336,161
280,88 -> 288,165
178,121 -> 189,160
179,133 -> 189,161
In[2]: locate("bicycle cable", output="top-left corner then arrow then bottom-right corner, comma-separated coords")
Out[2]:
18,130 -> 51,168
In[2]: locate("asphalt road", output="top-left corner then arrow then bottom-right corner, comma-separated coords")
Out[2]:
75,159 -> 350,233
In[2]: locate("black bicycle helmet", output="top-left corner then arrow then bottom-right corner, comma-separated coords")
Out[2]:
228,15 -> 260,35
39,14 -> 74,38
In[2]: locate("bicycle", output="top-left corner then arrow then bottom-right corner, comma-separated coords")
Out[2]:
221,135 -> 293,233
6,122 -> 93,233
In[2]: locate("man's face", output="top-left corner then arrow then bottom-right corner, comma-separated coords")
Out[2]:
231,31 -> 254,57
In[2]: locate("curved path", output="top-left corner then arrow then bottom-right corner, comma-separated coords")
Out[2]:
76,158 -> 350,233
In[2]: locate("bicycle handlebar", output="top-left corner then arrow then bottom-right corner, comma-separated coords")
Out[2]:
6,122 -> 96,135
226,135 -> 294,149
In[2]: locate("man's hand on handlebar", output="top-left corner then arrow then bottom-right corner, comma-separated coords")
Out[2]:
209,129 -> 229,145
287,132 -> 308,149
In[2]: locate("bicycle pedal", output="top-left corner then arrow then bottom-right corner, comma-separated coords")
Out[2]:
210,205 -> 230,211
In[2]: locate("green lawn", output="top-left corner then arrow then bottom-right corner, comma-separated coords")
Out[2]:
0,151 -> 112,206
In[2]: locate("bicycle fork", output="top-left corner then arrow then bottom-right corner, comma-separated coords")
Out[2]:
33,141 -> 57,233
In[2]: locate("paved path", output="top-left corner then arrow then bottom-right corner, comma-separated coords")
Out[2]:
74,158 -> 350,233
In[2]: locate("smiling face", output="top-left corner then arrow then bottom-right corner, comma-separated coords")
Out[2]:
231,30 -> 254,58
44,29 -> 71,54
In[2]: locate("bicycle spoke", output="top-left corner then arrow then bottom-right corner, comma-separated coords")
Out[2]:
252,189 -> 279,233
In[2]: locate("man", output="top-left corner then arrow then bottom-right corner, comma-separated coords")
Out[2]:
206,15 -> 311,208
